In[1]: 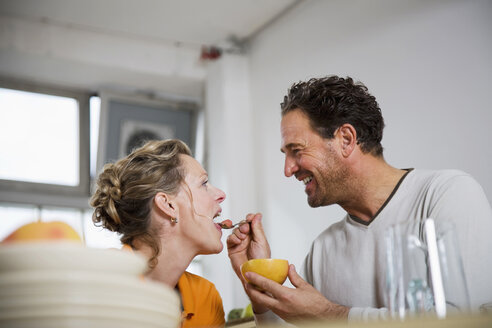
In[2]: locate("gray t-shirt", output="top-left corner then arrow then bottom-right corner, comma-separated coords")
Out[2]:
301,169 -> 492,321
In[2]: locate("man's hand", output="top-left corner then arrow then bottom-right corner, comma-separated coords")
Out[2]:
243,264 -> 349,323
227,212 -> 271,313
227,213 -> 271,278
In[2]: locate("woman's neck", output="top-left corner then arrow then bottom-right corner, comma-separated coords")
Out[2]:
137,238 -> 196,288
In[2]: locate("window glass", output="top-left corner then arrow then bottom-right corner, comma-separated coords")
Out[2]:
83,209 -> 122,249
0,88 -> 79,186
0,204 -> 37,240
0,204 -> 121,248
40,207 -> 84,238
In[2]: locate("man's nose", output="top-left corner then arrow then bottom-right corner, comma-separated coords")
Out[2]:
284,156 -> 299,177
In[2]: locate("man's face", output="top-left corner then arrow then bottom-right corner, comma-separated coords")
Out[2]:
280,110 -> 348,207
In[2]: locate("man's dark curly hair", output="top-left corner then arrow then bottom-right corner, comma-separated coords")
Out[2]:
281,76 -> 385,157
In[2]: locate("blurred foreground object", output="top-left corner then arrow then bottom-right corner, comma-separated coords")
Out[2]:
1,221 -> 82,244
0,237 -> 181,327
227,308 -> 243,321
226,304 -> 254,327
284,313 -> 492,328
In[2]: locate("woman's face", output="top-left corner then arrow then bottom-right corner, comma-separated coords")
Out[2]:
174,155 -> 226,255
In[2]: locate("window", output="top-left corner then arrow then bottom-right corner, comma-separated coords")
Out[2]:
0,88 -> 79,186
0,203 -> 122,249
0,78 -> 204,275
0,79 -> 119,247
0,80 -> 90,208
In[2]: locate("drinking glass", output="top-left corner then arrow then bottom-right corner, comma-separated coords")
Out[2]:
385,218 -> 470,320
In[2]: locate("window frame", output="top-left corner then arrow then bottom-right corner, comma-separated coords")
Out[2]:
0,77 -> 92,209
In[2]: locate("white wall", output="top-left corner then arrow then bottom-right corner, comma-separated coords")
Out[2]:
203,54 -> 256,313
0,14 -> 205,100
248,0 -> 492,274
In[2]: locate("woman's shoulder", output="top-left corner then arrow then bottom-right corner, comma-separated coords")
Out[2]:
178,271 -> 223,309
180,271 -> 218,292
179,271 -> 225,327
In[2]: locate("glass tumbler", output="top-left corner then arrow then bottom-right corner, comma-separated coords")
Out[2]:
385,218 -> 470,320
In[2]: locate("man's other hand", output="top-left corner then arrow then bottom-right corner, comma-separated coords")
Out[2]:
244,264 -> 349,323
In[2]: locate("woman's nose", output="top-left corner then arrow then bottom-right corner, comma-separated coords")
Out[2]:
215,187 -> 226,203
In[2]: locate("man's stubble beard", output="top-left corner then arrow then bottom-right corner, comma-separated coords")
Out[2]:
307,154 -> 349,208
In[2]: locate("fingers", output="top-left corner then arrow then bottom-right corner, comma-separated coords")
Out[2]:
231,214 -> 255,240
250,214 -> 266,241
238,213 -> 256,233
227,211 -> 270,261
236,212 -> 262,235
226,228 -> 250,254
226,233 -> 243,247
233,224 -> 250,240
249,213 -> 271,258
244,278 -> 281,310
286,264 -> 306,288
245,213 -> 257,223
244,271 -> 287,297
238,213 -> 266,241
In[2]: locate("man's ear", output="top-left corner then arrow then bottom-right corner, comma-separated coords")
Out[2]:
337,123 -> 357,158
154,192 -> 177,219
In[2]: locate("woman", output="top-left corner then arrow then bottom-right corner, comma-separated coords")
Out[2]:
90,139 -> 226,328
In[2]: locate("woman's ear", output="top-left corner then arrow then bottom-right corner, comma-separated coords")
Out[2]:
337,123 -> 357,158
154,192 -> 177,219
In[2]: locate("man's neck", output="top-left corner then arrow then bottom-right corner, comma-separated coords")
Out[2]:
339,156 -> 407,223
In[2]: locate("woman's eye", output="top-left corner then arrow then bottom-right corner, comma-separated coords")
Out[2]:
202,180 -> 209,188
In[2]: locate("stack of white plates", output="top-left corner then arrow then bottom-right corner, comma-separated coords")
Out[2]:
0,243 -> 181,328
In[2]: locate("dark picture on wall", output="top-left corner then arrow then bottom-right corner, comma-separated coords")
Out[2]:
119,119 -> 175,157
97,93 -> 197,174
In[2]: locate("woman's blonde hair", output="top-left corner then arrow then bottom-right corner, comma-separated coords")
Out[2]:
90,139 -> 191,267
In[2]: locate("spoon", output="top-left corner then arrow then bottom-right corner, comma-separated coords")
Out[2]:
219,219 -> 248,229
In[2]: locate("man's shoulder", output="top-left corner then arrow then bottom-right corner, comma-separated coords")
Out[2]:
409,168 -> 469,178
406,168 -> 474,188
404,169 -> 486,204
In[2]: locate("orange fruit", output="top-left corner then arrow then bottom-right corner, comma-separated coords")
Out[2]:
240,259 -> 289,286
2,221 -> 82,244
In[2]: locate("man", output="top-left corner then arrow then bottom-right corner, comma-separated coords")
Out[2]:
227,76 -> 492,323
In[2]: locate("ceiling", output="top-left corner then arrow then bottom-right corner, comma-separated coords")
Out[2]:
0,0 -> 301,51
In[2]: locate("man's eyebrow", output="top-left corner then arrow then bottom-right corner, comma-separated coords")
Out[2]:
280,143 -> 302,153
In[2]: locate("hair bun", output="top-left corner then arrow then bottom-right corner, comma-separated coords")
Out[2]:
109,185 -> 122,201
90,164 -> 123,231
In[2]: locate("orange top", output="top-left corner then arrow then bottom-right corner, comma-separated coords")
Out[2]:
178,271 -> 225,328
